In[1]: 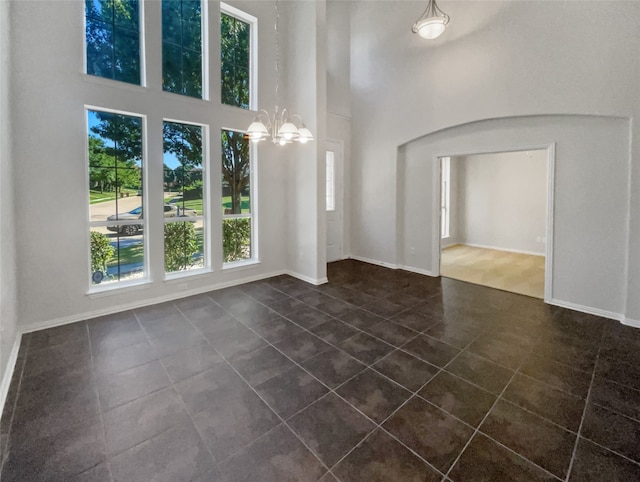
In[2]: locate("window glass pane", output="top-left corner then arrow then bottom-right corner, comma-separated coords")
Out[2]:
164,221 -> 204,273
164,121 -> 205,274
85,0 -> 140,85
326,151 -> 335,211
221,130 -> 250,215
114,27 -> 141,84
91,226 -> 145,285
162,0 -> 202,98
223,218 -> 251,263
162,0 -> 182,44
88,109 -> 144,287
220,12 -> 250,109
114,0 -> 139,30
86,20 -> 114,79
162,42 -> 182,94
182,48 -> 202,98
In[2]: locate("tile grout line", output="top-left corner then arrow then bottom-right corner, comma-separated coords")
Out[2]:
442,332 -> 546,481
130,309 -> 221,479
0,334 -> 31,478
194,290 -> 467,479
563,339 -> 603,482
172,300 -> 336,478
85,321 -> 115,482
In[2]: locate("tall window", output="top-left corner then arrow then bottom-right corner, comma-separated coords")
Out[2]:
162,0 -> 203,98
88,109 -> 145,286
222,130 -> 253,264
441,156 -> 451,239
220,6 -> 254,109
163,121 -> 206,274
85,0 -> 141,84
326,151 -> 335,211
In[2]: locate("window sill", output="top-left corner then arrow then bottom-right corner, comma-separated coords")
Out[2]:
164,268 -> 213,283
87,279 -> 152,298
222,259 -> 260,271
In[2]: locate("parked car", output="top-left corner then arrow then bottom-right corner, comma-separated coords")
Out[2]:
107,205 -> 198,236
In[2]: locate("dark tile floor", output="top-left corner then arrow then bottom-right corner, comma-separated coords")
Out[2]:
1,259 -> 640,481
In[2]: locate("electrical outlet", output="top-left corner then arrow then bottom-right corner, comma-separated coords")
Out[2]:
409,247 -> 416,255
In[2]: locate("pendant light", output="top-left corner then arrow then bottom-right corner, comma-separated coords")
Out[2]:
411,0 -> 450,40
246,0 -> 313,145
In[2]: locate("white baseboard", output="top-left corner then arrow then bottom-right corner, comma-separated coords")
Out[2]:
548,298 -> 622,322
397,264 -> 437,277
0,333 -> 22,420
22,269 -> 288,335
286,271 -> 328,286
349,255 -> 398,269
621,317 -> 640,329
458,243 -> 545,257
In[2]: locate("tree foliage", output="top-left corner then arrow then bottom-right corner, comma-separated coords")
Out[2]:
162,0 -> 202,97
221,130 -> 250,214
88,112 -> 142,192
85,0 -> 140,84
164,222 -> 199,272
223,218 -> 251,263
221,12 -> 250,108
90,231 -> 115,278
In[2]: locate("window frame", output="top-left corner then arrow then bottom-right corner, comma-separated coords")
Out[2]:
86,105 -> 149,292
162,118 -> 211,279
221,128 -> 258,269
440,156 -> 451,239
161,0 -> 207,99
219,3 -> 258,111
83,0 -> 146,86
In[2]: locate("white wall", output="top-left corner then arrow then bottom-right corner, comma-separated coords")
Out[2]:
8,0 -> 309,331
351,0 -> 640,322
283,0 -> 327,284
455,150 -> 547,255
0,0 -> 19,407
326,0 -> 352,260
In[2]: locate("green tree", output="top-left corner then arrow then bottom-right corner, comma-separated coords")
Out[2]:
223,218 -> 251,262
164,222 -> 199,272
221,13 -> 249,108
90,231 -> 115,279
85,0 -> 140,84
221,130 -> 250,214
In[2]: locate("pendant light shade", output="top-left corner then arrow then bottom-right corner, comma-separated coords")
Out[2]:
412,0 -> 450,40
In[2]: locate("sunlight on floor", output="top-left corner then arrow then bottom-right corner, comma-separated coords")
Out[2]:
441,244 -> 545,299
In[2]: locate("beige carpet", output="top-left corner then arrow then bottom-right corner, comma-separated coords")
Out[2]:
441,244 -> 545,299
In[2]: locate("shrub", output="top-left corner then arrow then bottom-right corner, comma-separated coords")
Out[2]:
90,231 -> 115,280
223,218 -> 251,262
164,222 -> 199,272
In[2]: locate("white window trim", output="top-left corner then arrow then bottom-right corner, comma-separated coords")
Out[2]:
220,2 -> 258,111
441,156 -> 451,239
221,128 -> 257,267
86,105 -> 149,293
82,0 -> 146,86
162,118 -> 210,278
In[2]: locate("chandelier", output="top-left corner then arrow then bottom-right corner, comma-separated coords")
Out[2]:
411,0 -> 450,40
246,0 -> 313,145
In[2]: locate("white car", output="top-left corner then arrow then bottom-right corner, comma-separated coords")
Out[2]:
107,205 -> 198,236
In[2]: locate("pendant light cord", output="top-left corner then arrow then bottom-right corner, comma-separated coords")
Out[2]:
274,0 -> 280,111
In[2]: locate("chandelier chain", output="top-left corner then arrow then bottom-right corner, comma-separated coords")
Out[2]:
274,0 -> 279,109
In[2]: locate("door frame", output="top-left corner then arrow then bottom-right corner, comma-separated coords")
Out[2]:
432,143 -> 555,303
326,139 -> 345,262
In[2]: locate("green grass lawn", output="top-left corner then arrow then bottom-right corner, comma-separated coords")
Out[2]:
90,189 -> 138,205
166,195 -> 250,214
107,226 -> 205,269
